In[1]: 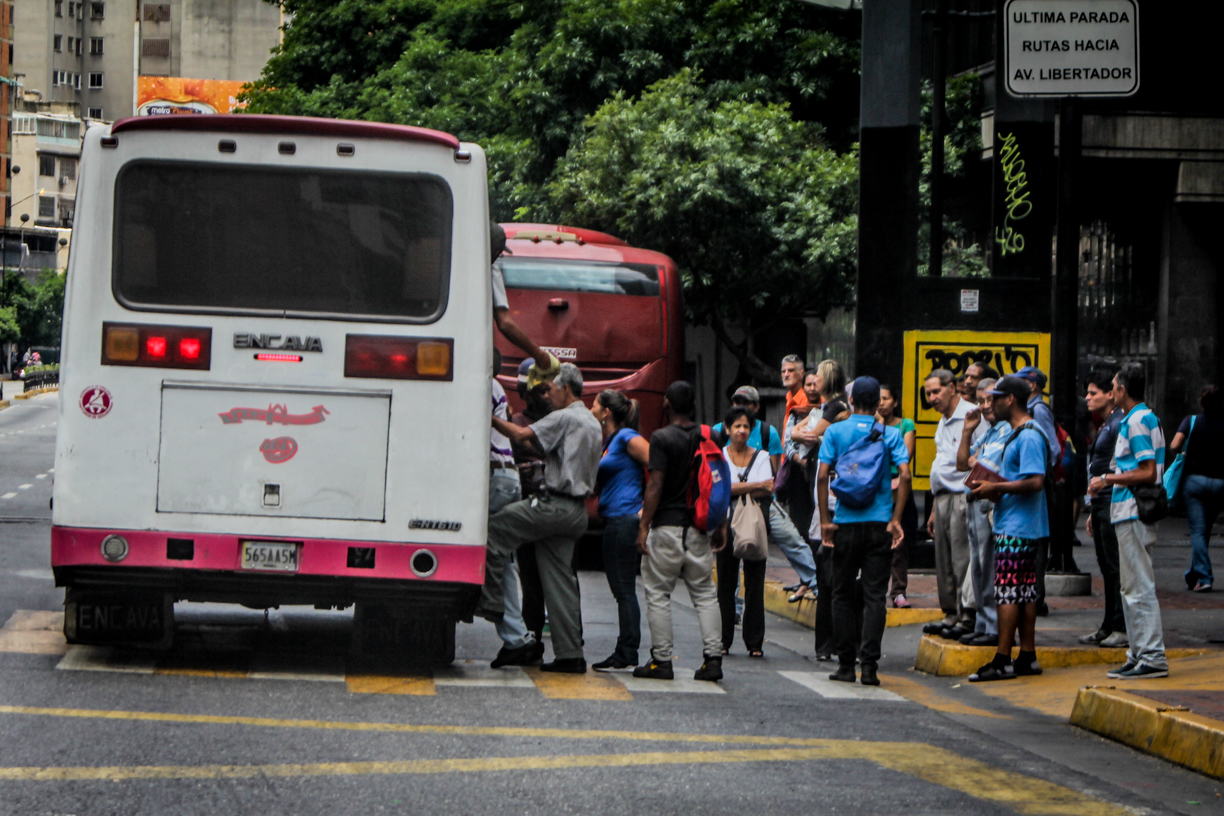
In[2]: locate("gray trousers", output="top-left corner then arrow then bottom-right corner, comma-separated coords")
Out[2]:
932,492 -> 972,624
1116,519 -> 1168,670
641,525 -> 722,662
966,498 -> 998,636
483,494 -> 588,660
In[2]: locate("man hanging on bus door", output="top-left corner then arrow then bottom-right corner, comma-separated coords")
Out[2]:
491,223 -> 560,381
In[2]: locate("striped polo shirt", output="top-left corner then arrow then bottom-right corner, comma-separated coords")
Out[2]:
1110,402 -> 1166,524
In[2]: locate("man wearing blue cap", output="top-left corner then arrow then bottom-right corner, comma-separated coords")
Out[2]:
816,376 -> 911,686
1017,366 -> 1061,616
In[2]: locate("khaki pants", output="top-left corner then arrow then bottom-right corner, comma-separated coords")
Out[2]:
641,526 -> 722,662
932,492 -> 972,625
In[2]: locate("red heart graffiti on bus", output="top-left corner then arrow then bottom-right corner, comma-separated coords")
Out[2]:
260,437 -> 298,464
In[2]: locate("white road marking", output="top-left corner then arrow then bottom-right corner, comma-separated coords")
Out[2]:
613,669 -> 726,694
56,645 -> 158,674
35,474 -> 47,479
17,484 -> 32,490
248,655 -> 346,683
47,468 -> 54,472
433,660 -> 534,688
1,493 -> 15,500
778,671 -> 907,701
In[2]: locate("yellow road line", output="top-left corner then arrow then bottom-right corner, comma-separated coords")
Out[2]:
345,673 -> 437,696
879,672 -> 1012,719
523,666 -> 634,700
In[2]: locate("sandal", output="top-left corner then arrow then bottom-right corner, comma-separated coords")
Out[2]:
748,650 -> 764,658
968,662 -> 1016,682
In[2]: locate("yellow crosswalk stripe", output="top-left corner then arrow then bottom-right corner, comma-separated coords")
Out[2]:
345,672 -> 437,696
523,666 -> 634,700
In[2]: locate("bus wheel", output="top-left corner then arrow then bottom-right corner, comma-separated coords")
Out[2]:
353,604 -> 455,666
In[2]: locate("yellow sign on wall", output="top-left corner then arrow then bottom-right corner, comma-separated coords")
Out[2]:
901,330 -> 1051,491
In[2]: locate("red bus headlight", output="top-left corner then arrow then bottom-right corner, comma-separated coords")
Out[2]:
344,335 -> 453,381
102,323 -> 212,370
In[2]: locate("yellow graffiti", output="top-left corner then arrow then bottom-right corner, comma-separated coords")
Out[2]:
994,132 -> 1030,256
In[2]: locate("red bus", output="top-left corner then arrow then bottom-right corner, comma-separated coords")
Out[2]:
494,223 -> 684,438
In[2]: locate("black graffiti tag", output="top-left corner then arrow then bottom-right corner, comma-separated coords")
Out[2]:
919,346 -> 1034,410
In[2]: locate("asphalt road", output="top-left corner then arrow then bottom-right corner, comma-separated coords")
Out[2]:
0,391 -> 1220,815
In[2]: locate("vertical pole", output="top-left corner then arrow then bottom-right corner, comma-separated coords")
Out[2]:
855,0 -> 922,388
1050,95 -> 1082,574
929,0 -> 947,277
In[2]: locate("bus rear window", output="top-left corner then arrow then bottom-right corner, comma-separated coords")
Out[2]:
499,259 -> 660,296
113,162 -> 453,321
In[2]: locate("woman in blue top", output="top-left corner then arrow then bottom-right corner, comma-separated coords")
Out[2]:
590,389 -> 649,671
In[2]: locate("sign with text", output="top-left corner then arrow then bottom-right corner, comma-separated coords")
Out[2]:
901,330 -> 1051,490
1004,0 -> 1139,97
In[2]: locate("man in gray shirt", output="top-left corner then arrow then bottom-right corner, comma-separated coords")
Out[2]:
483,363 -> 602,673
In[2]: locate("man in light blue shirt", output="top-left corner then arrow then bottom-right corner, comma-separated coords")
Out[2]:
816,377 -> 911,688
1088,363 -> 1168,680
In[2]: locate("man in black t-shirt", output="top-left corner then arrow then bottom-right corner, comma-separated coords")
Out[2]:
633,381 -> 725,683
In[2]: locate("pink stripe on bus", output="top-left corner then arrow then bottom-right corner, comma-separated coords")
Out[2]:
51,526 -> 485,585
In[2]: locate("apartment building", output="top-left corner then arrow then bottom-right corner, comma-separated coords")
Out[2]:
139,0 -> 280,81
8,96 -> 83,233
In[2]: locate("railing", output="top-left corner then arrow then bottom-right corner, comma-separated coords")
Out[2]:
23,369 -> 60,390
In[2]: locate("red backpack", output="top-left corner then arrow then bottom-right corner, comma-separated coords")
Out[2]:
687,425 -> 733,533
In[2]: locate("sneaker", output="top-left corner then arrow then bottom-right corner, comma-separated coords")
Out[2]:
1106,661 -> 1138,679
1078,629 -> 1110,645
632,659 -> 674,680
1193,581 -> 1213,593
892,595 -> 911,609
1115,663 -> 1169,680
1099,631 -> 1129,648
592,655 -> 635,672
694,656 -> 723,682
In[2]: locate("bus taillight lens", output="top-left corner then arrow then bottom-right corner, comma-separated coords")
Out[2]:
102,323 -> 212,370
344,335 -> 453,381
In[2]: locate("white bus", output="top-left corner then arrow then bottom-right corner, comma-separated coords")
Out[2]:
51,115 -> 492,662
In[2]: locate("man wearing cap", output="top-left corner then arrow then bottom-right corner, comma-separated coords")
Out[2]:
1017,366 -> 1062,616
967,375 -> 1050,681
921,369 -> 978,640
490,223 -> 559,381
816,377 -> 911,686
483,363 -> 602,673
713,385 -> 819,603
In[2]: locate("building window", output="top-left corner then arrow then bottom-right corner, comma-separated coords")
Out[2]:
142,38 -> 170,57
54,34 -> 62,52
91,37 -> 104,55
39,196 -> 56,218
88,72 -> 103,89
143,3 -> 170,22
74,73 -> 82,90
88,107 -> 104,119
75,37 -> 83,56
68,2 -> 75,18
55,0 -> 62,16
39,155 -> 57,178
62,159 -> 77,180
91,2 -> 105,19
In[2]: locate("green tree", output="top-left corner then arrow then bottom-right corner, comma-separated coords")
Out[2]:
0,270 -> 66,348
548,71 -> 858,383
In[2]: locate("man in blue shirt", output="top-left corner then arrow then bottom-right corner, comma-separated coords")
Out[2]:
1017,366 -> 1060,618
1088,363 -> 1169,680
967,376 -> 1049,682
1080,366 -> 1127,647
816,377 -> 911,687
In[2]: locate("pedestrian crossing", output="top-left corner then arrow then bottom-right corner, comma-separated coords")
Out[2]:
1,610 -> 913,702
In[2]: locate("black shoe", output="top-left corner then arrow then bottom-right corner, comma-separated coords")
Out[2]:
966,633 -> 999,647
860,664 -> 880,686
968,660 -> 1016,682
694,656 -> 723,682
632,659 -> 674,680
1078,628 -> 1110,645
922,621 -> 949,635
1036,602 -> 1050,617
829,665 -> 856,683
528,641 -> 545,663
782,583 -> 801,593
941,624 -> 973,640
592,656 -> 635,672
472,605 -> 504,623
491,643 -> 540,668
1013,651 -> 1043,676
540,657 -> 586,674
958,631 -> 979,645
814,652 -> 835,663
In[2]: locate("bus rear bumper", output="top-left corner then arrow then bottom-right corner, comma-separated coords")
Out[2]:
51,526 -> 484,617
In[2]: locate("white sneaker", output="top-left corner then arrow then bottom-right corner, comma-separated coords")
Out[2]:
1099,631 -> 1129,648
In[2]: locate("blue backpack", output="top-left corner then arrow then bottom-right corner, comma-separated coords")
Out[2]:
830,422 -> 890,509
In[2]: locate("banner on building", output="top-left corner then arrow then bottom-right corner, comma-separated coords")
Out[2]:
901,329 -> 1052,490
137,77 -> 248,116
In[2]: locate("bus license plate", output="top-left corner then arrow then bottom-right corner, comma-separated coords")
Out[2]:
240,540 -> 300,572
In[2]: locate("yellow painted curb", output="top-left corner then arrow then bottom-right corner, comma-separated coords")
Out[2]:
915,635 -> 1207,676
14,385 -> 59,400
1071,686 -> 1224,779
758,581 -> 944,631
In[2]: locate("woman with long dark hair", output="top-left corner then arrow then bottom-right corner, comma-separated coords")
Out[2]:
877,384 -> 918,608
1171,385 -> 1224,592
718,406 -> 773,657
590,389 -> 649,669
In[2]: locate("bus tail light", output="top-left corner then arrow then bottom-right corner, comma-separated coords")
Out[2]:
344,335 -> 453,381
102,323 -> 212,370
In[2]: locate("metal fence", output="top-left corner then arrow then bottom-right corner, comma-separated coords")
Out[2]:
23,369 -> 60,390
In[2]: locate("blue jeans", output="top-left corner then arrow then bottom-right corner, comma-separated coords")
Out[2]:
1185,473 -> 1224,587
601,515 -> 641,664
769,503 -> 817,589
489,469 -> 534,649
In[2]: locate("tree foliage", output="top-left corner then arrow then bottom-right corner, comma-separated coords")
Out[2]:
0,270 -> 66,348
547,71 -> 857,383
